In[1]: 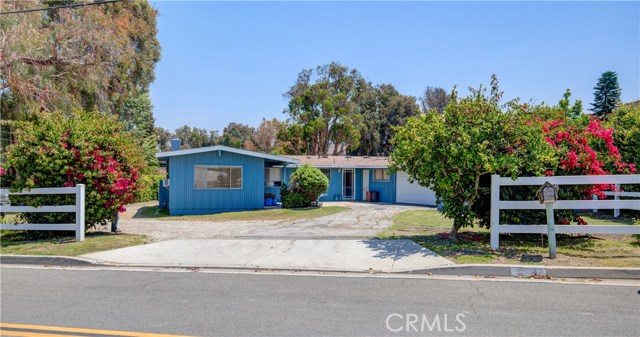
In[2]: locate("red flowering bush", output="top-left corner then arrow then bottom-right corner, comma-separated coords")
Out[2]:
2,110 -> 145,228
542,116 -> 635,199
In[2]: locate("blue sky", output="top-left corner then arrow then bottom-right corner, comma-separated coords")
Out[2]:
149,1 -> 640,132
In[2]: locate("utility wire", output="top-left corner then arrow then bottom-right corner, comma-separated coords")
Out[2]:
0,0 -> 123,15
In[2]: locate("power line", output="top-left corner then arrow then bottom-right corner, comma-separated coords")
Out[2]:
0,0 -> 123,15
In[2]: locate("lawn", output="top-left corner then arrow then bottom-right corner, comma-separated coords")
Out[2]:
132,205 -> 349,222
0,231 -> 147,256
378,210 -> 640,267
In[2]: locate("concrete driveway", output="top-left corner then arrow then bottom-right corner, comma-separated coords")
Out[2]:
115,202 -> 432,241
82,239 -> 453,272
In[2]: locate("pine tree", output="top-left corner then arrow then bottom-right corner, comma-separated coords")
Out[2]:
591,71 -> 622,117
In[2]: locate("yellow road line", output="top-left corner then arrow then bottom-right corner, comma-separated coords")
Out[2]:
0,330 -> 87,337
0,323 -> 196,337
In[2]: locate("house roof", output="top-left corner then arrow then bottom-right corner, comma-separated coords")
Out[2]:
284,155 -> 390,169
156,146 -> 300,164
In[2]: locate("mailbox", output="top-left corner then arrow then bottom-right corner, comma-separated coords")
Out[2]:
536,181 -> 559,204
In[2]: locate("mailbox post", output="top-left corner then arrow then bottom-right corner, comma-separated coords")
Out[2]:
536,182 -> 559,259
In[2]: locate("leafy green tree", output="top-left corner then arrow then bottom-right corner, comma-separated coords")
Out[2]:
2,110 -> 145,228
154,127 -> 173,152
0,0 -> 161,118
222,122 -> 255,149
120,92 -> 157,167
285,62 -> 367,155
591,71 -> 622,117
558,89 -> 583,119
377,85 -> 420,155
174,125 -> 213,149
253,118 -> 284,153
277,123 -> 307,155
390,76 -> 554,239
604,101 -> 640,166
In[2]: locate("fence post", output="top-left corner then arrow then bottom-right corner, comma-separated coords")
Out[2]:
592,194 -> 598,213
614,183 -> 620,218
75,184 -> 85,242
490,174 -> 500,250
545,203 -> 556,259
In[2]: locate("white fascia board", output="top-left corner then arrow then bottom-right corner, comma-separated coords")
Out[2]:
156,146 -> 300,164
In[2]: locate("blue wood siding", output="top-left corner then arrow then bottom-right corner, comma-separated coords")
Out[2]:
281,166 -> 396,203
368,170 -> 396,203
168,151 -> 264,215
320,168 -> 342,201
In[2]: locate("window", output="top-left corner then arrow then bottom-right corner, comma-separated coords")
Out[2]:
373,169 -> 390,182
320,169 -> 331,181
265,167 -> 282,187
194,166 -> 242,189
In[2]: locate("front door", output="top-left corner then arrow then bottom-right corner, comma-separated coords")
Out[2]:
362,169 -> 369,201
342,169 -> 355,199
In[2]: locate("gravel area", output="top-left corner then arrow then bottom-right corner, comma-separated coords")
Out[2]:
109,202 -> 433,241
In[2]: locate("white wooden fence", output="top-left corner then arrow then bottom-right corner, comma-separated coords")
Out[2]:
490,175 -> 640,250
0,185 -> 85,241
592,184 -> 640,217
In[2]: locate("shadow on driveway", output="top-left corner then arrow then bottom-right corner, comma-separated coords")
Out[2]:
363,239 -> 440,260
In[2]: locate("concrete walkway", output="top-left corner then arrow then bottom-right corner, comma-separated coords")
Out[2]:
81,239 -> 453,272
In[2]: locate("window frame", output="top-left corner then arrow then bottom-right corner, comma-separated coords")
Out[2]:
372,169 -> 391,182
194,165 -> 243,190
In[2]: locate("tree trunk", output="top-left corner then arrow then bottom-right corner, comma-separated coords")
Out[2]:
449,224 -> 459,241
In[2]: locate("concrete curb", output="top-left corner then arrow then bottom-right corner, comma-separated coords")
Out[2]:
407,264 -> 640,280
2,255 -> 639,280
1,255 -> 97,267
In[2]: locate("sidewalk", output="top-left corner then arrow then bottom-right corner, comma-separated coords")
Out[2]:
2,239 -> 639,279
78,239 -> 453,272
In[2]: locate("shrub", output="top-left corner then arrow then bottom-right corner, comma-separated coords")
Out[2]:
289,164 -> 329,201
134,170 -> 165,203
282,192 -> 312,208
2,109 -> 145,228
281,165 -> 329,208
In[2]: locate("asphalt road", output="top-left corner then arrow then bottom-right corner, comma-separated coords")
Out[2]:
1,267 -> 639,337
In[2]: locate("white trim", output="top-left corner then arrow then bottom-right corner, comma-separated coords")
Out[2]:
0,184 -> 85,241
342,169 -> 356,199
490,174 -> 640,250
156,145 -> 300,164
362,169 -> 369,201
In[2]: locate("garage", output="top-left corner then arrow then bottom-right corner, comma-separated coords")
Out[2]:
395,171 -> 437,206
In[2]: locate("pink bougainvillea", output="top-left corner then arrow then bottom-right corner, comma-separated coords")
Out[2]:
3,110 -> 145,228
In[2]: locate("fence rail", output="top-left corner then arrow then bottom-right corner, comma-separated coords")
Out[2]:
0,185 -> 85,242
490,175 -> 640,250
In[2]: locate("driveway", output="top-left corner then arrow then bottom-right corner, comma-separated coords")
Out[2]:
115,202 -> 432,241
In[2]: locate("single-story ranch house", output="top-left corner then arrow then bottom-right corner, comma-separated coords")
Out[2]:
157,140 -> 436,215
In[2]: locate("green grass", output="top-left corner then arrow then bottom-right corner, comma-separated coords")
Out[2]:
133,205 -> 349,222
0,231 -> 147,256
378,210 -> 640,267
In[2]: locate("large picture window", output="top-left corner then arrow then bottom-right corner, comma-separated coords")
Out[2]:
194,166 -> 242,189
373,169 -> 390,182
